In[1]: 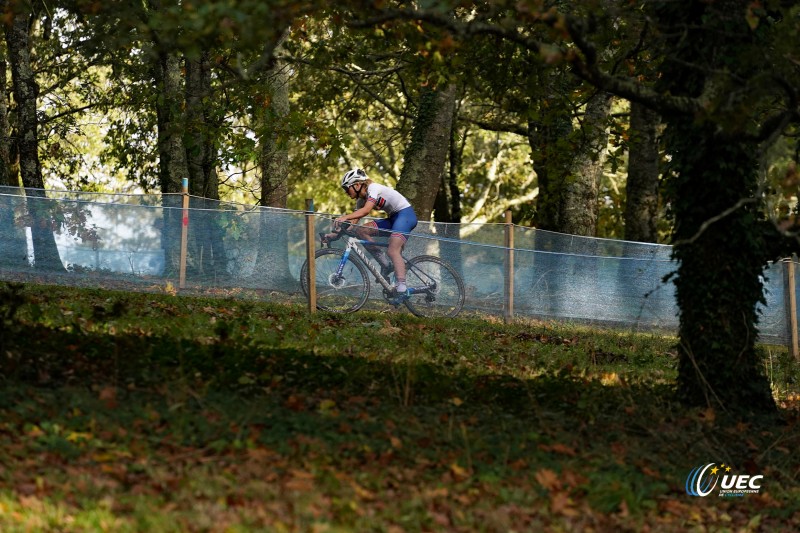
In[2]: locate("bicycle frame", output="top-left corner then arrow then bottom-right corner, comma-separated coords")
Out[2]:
335,237 -> 426,297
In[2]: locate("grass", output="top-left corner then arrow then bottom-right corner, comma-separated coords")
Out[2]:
1,281 -> 799,532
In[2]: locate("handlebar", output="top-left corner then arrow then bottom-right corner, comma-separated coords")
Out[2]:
319,221 -> 358,247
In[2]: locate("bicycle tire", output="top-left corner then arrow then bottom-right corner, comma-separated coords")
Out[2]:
403,255 -> 465,318
300,249 -> 370,313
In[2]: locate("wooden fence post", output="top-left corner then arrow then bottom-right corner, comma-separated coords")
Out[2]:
305,199 -> 316,314
786,256 -> 799,360
504,210 -> 514,323
179,178 -> 189,289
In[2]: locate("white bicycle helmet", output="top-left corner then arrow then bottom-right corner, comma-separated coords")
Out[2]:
341,168 -> 368,191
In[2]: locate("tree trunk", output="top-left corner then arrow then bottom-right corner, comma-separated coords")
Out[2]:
530,72 -> 612,237
668,121 -> 775,414
185,52 -> 218,199
657,1 -> 776,415
156,51 -> 189,196
154,49 -> 190,278
432,116 -> 465,276
6,8 -> 62,271
529,74 -> 578,233
0,44 -> 12,187
252,52 -> 294,288
434,108 -> 464,225
185,52 -> 227,280
624,101 -> 660,243
0,38 -> 26,269
561,92 -> 613,236
397,84 -> 457,222
259,64 -> 290,208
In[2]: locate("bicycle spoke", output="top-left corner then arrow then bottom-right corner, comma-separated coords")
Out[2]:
403,255 -> 465,318
300,249 -> 370,313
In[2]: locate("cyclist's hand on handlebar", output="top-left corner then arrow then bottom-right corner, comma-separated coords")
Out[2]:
335,216 -> 356,231
320,231 -> 337,245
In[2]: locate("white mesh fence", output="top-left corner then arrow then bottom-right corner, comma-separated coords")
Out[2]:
0,186 -> 796,346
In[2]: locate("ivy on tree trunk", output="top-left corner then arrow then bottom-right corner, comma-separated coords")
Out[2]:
397,84 -> 457,221
656,1 -> 777,415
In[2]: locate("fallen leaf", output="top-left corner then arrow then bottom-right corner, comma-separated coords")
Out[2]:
450,462 -> 470,479
535,468 -> 561,491
539,443 -> 578,457
99,386 -> 117,409
550,491 -> 579,517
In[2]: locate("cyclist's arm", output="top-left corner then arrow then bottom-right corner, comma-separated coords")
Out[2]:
336,199 -> 376,225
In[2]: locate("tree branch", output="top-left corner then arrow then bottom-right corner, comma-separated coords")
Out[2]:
351,7 -> 704,116
460,116 -> 529,137
42,103 -> 102,125
751,76 -> 800,145
672,197 -> 758,247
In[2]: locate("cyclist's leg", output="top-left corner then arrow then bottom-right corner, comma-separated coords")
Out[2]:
358,220 -> 394,273
386,207 -> 418,293
354,220 -> 379,240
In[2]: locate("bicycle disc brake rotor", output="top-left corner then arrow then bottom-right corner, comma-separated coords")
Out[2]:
328,273 -> 346,288
426,280 -> 440,295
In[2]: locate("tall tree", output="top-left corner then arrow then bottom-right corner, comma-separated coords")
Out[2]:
185,51 -> 218,200
552,1 -> 798,414
251,42 -> 296,289
185,50 -> 229,280
527,75 -> 578,232
434,96 -> 464,225
259,44 -> 291,209
624,101 -> 660,243
153,46 -> 190,275
5,2 -> 62,270
651,0 -> 777,412
0,38 -> 12,188
561,91 -> 613,236
396,84 -> 457,221
153,48 -> 190,196
0,34 -> 25,269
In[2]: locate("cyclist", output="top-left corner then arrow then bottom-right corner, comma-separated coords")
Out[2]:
330,168 -> 418,298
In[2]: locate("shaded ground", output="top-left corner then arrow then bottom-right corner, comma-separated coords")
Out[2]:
1,282 -> 799,531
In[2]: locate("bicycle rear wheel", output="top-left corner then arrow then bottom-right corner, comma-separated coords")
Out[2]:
403,255 -> 465,318
300,249 -> 370,312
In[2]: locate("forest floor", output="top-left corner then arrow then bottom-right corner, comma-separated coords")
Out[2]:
1,281 -> 799,532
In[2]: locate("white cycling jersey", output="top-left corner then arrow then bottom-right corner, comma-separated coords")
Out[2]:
356,183 -> 411,216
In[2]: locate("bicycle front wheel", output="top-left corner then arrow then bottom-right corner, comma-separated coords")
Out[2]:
403,255 -> 465,318
300,249 -> 370,313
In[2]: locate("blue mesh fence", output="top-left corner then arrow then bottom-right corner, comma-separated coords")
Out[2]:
0,186 -> 796,346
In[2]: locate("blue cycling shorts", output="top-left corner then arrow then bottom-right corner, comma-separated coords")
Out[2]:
366,206 -> 418,242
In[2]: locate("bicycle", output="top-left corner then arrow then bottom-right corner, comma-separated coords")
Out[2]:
299,225 -> 465,317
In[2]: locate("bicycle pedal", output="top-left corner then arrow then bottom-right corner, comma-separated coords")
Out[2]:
389,290 -> 411,306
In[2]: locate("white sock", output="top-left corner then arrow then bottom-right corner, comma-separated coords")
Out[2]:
395,279 -> 407,293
